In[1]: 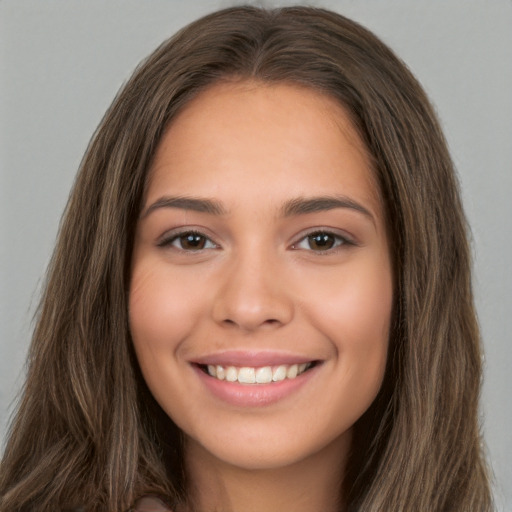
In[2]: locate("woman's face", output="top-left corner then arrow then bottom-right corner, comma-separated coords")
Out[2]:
130,81 -> 393,471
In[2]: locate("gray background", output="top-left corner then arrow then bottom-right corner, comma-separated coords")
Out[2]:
1,0 -> 511,509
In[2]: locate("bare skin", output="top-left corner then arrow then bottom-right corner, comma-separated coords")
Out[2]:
130,81 -> 393,512
181,432 -> 348,512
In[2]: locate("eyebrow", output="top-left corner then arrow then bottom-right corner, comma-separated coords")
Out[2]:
281,196 -> 374,221
141,194 -> 374,222
141,196 -> 227,218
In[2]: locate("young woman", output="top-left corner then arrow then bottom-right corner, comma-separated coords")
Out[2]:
0,6 -> 493,512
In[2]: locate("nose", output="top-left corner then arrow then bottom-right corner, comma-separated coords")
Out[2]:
211,249 -> 294,332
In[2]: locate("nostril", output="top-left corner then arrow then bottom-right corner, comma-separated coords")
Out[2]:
220,317 -> 284,331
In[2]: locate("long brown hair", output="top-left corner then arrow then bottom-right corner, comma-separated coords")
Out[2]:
0,6 -> 493,511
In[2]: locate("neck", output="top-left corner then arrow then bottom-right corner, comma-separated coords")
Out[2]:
179,435 -> 350,512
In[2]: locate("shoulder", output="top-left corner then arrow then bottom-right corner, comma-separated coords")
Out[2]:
131,495 -> 174,511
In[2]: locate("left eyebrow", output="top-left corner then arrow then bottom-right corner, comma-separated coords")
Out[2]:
281,196 -> 375,222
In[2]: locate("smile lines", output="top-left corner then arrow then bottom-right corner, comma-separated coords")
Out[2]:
203,362 -> 314,384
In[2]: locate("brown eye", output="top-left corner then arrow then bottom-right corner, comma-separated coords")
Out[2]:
307,232 -> 336,250
178,233 -> 207,250
159,231 -> 217,251
292,231 -> 350,252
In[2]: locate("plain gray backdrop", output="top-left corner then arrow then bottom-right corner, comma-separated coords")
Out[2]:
1,0 -> 511,509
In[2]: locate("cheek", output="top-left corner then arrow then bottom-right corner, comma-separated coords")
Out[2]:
129,262 -> 203,359
308,254 -> 392,321
337,269 -> 392,348
302,255 -> 393,376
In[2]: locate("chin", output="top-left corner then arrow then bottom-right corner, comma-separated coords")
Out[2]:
183,419 -> 353,473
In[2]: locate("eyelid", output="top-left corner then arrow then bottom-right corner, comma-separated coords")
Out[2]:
157,228 -> 219,250
290,228 -> 356,252
155,226 -> 356,253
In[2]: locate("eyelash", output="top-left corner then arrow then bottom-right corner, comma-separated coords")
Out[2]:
157,230 -> 218,251
291,230 -> 354,253
157,229 -> 354,253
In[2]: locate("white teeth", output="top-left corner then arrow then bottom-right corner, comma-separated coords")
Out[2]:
225,366 -> 238,382
205,362 -> 313,384
286,364 -> 298,379
255,366 -> 273,383
238,367 -> 256,384
272,365 -> 287,382
216,365 -> 226,380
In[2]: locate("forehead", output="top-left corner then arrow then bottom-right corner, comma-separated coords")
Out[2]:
146,80 -> 381,213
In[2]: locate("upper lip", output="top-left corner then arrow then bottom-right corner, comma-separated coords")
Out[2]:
191,350 -> 317,367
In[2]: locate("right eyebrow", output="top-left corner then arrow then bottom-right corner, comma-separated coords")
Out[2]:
140,195 -> 227,218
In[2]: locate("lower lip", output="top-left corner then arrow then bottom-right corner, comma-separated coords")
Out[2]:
193,365 -> 318,407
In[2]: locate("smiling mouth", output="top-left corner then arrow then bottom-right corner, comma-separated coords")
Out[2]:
197,362 -> 318,384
